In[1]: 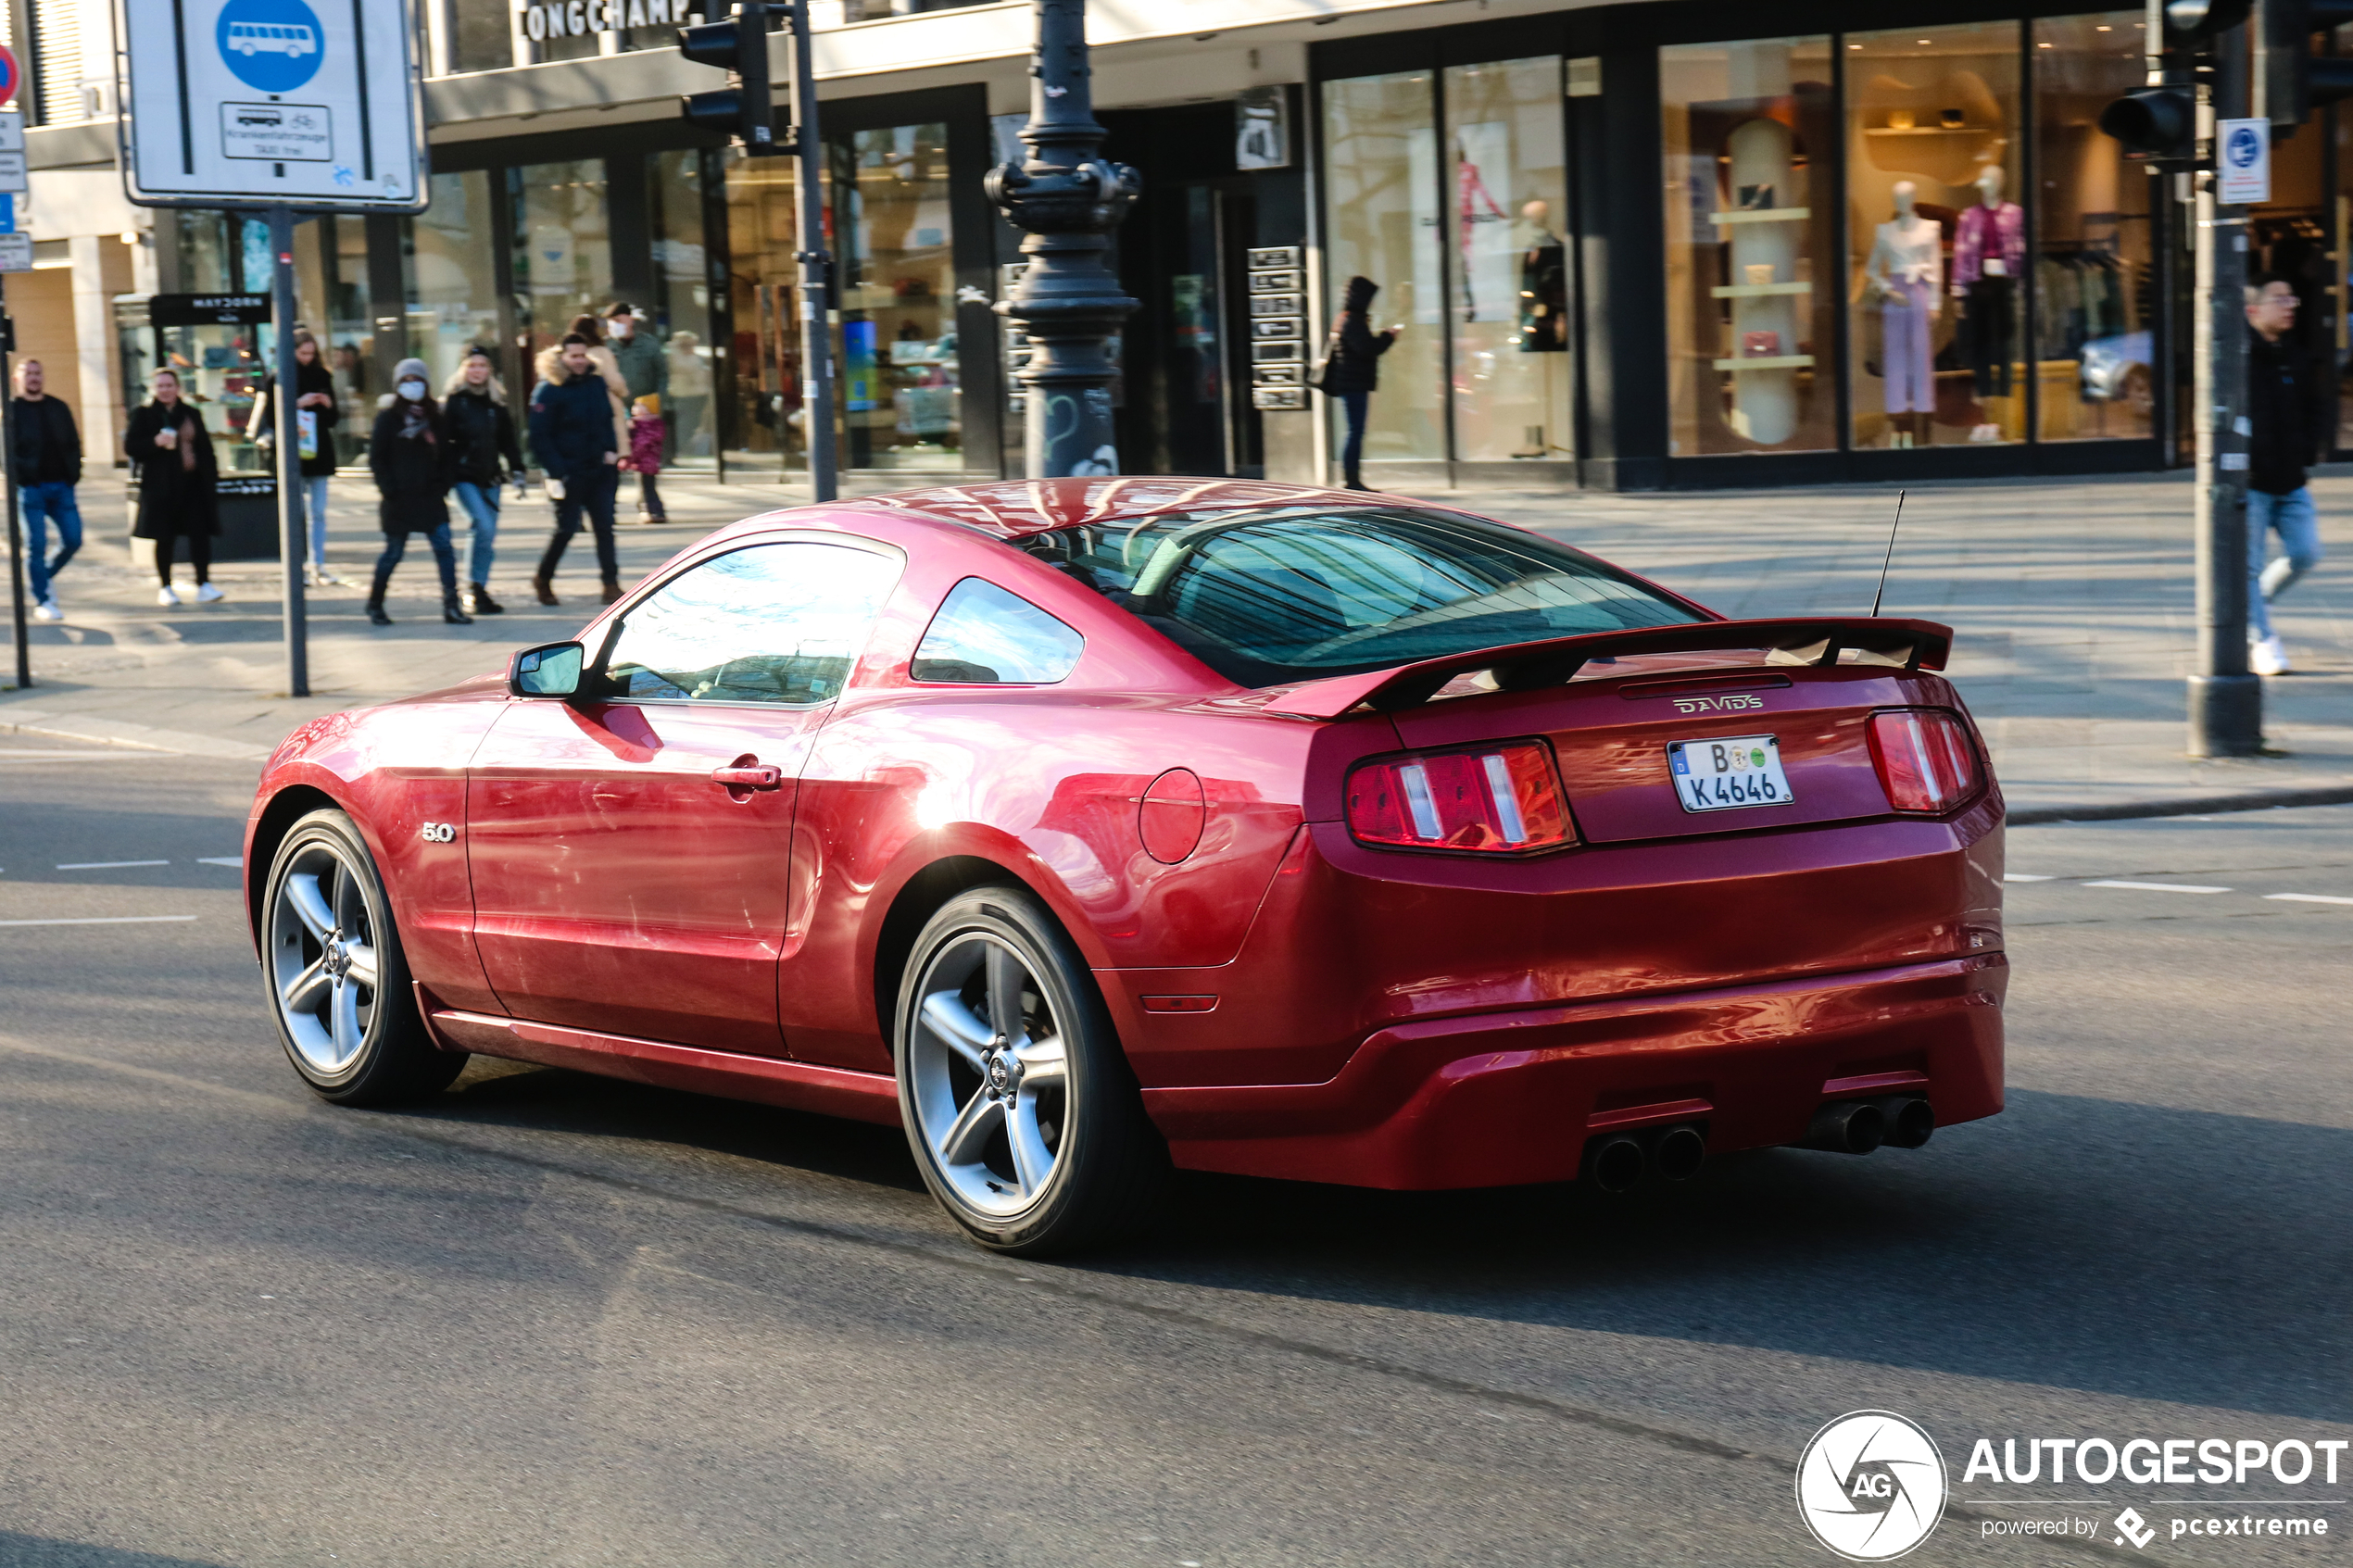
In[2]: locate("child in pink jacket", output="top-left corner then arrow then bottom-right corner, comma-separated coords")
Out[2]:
629,396 -> 667,524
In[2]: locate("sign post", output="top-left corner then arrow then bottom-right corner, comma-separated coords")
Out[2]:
0,104 -> 24,689
115,0 -> 427,700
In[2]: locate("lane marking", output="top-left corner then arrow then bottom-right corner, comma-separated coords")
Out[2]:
2266,892 -> 2353,906
196,857 -> 243,868
2081,880 -> 2232,894
2003,873 -> 2054,883
0,915 -> 200,927
56,860 -> 170,871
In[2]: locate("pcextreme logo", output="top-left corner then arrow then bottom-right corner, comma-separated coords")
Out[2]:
1797,1411 -> 1950,1562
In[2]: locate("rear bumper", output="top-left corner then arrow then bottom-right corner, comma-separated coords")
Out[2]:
1141,952 -> 2005,1189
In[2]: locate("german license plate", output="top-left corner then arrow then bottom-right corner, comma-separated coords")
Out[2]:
1667,734 -> 1793,813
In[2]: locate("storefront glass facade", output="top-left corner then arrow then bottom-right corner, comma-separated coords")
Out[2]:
832,121 -> 963,470
1320,69 -> 1447,464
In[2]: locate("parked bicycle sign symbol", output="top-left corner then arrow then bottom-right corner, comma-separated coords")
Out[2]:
216,0 -> 326,92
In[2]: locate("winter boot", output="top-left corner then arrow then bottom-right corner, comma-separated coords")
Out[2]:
443,592 -> 473,625
366,564 -> 395,626
600,576 -> 623,605
466,582 -> 504,615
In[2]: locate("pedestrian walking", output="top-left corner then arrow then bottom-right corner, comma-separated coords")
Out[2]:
9,358 -> 82,622
665,330 -> 711,462
443,347 -> 522,616
125,369 -> 223,608
563,311 -> 635,459
364,358 -> 470,627
2246,274 -> 2329,676
528,333 -> 623,607
1315,275 -> 1397,491
251,330 -> 345,585
628,395 -> 667,524
604,302 -> 669,522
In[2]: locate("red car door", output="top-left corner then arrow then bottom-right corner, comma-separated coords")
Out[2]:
466,537 -> 902,1055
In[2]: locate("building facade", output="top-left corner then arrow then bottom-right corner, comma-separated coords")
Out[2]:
13,0 -> 2352,493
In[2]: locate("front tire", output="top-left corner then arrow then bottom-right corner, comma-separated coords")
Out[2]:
262,808 -> 465,1105
895,886 -> 1168,1256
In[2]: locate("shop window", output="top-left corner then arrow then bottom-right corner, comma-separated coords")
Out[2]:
318,215 -> 379,462
1846,22 -> 2023,448
513,159 -> 615,366
447,0 -> 514,72
2241,44 -> 2332,448
1445,56 -> 1572,463
1662,37 -> 1837,456
652,149 -> 719,472
1321,70 -> 1446,464
2033,14 -> 2157,444
829,122 -> 962,472
722,147 -> 804,476
405,171 -> 503,396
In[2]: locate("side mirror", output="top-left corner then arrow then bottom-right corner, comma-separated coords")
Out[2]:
509,641 -> 585,699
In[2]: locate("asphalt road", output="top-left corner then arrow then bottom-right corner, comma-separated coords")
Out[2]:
1,737 -> 2347,1567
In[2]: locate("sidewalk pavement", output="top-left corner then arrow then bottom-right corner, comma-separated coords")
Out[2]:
5,465 -> 2351,822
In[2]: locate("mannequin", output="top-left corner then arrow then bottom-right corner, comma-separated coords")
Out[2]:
1868,180 -> 1942,448
1515,198 -> 1567,353
1952,164 -> 2024,442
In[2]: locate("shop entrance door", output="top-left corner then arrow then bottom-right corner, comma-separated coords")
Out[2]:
1117,173 -> 1264,478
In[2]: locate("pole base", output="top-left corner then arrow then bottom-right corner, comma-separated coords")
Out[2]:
2186,672 -> 2264,758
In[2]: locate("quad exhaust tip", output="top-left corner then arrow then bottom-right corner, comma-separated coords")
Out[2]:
1583,1122 -> 1709,1192
1801,1095 -> 1934,1155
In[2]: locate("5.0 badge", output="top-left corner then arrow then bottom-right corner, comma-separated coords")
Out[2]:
419,822 -> 456,844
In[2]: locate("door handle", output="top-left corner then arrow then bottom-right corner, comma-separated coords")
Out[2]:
711,764 -> 783,790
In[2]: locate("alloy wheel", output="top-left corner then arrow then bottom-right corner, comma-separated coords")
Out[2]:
906,933 -> 1071,1218
269,838 -> 383,1078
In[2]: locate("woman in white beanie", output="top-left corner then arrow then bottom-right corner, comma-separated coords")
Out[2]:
365,358 -> 470,625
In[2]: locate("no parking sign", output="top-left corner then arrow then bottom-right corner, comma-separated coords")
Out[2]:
0,44 -> 20,106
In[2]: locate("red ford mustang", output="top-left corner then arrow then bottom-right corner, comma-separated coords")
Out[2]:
243,480 -> 2005,1255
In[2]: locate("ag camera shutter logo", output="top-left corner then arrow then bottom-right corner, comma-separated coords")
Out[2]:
1796,1411 -> 1949,1561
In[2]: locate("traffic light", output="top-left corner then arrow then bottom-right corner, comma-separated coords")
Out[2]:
2098,0 -> 2255,162
2259,0 -> 2353,133
679,2 -> 781,154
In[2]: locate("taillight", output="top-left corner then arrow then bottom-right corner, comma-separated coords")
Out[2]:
1345,741 -> 1574,853
1867,709 -> 1985,814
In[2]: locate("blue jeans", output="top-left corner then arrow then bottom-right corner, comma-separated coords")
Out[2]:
1339,388 -> 1369,483
2247,486 -> 2323,640
372,523 -> 459,599
302,476 -> 331,571
20,482 -> 82,602
452,481 -> 499,583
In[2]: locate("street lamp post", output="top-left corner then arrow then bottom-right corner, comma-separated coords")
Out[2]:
986,0 -> 1139,478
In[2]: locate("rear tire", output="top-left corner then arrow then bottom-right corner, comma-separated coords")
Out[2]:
261,808 -> 465,1105
894,885 -> 1168,1256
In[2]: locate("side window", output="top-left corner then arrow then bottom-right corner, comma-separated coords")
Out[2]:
911,577 -> 1086,684
603,541 -> 900,706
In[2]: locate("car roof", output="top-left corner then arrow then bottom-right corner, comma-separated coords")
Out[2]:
829,477 -> 1418,540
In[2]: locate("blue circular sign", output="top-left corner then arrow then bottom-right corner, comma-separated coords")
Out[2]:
216,0 -> 325,94
2228,124 -> 2261,169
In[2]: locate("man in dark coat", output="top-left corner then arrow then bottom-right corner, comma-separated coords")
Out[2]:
9,358 -> 82,621
528,332 -> 623,605
365,358 -> 469,627
1320,275 -> 1396,490
2245,275 -> 2331,675
125,369 -> 222,608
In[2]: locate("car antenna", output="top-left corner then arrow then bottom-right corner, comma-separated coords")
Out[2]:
1869,490 -> 1906,619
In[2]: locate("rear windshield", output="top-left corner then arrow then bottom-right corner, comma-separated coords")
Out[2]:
1013,505 -> 1701,688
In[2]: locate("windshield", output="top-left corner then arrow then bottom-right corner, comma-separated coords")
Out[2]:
1013,505 -> 1702,688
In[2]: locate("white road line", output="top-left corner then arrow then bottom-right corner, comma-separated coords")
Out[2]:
0,916 -> 200,928
195,857 -> 243,868
2003,873 -> 2054,883
55,860 -> 170,871
2266,893 -> 2353,906
2082,880 -> 2233,894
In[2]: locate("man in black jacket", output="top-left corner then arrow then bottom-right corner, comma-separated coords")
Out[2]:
527,333 -> 623,606
2246,275 -> 2329,676
9,359 -> 82,621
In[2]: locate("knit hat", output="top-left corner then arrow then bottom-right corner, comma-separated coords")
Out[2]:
394,358 -> 429,383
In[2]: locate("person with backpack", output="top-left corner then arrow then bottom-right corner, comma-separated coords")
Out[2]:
527,333 -> 624,606
442,347 -> 522,616
1316,275 -> 1398,492
365,358 -> 470,627
9,358 -> 82,621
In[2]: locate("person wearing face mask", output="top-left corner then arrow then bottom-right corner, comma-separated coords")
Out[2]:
603,302 -> 669,523
527,332 -> 624,605
126,369 -> 224,608
442,347 -> 522,615
365,358 -> 469,627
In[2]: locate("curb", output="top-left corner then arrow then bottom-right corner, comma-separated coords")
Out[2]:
2008,786 -> 2353,825
0,709 -> 278,762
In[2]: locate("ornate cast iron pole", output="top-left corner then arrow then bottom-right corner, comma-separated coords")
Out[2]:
986,0 -> 1139,477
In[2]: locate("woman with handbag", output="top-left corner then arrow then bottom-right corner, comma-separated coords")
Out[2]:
125,369 -> 224,607
1315,275 -> 1396,491
250,331 -> 344,584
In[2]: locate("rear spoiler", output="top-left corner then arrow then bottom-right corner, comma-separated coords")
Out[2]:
1259,617 -> 1954,720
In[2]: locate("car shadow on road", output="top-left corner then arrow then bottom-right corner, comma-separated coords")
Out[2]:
0,1534 -> 237,1567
